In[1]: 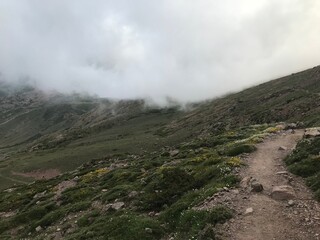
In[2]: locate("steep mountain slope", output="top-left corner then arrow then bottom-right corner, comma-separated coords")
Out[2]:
0,66 -> 320,239
165,65 -> 320,136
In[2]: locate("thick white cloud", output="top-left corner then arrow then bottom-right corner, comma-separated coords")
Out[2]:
0,0 -> 319,104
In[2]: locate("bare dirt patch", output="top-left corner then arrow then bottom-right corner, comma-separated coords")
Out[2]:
12,168 -> 61,180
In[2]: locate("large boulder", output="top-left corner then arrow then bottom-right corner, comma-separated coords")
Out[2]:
271,185 -> 296,200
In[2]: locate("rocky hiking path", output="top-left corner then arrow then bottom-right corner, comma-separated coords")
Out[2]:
202,130 -> 320,240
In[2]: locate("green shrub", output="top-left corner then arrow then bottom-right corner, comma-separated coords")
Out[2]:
101,184 -> 133,202
193,166 -> 221,187
142,167 -> 196,210
33,209 -> 66,228
67,201 -> 91,213
60,186 -> 96,204
0,220 -> 11,234
175,206 -> 232,239
12,203 -> 55,225
288,157 -> 320,177
77,211 -> 99,228
222,144 -> 256,156
72,212 -> 164,240
286,138 -> 320,202
160,191 -> 200,227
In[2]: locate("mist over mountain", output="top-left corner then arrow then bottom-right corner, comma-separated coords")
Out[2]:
1,0 -> 320,104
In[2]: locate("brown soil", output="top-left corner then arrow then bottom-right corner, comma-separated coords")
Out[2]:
198,130 -> 320,240
12,168 -> 61,180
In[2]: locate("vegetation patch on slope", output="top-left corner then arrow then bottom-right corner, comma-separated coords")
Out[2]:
285,137 -> 320,201
0,125 -> 270,239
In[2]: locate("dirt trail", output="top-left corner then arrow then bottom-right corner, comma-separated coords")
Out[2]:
212,130 -> 320,240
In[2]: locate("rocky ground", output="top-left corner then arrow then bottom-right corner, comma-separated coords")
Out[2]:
196,129 -> 320,240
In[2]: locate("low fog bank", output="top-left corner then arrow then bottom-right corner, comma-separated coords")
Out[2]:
0,0 -> 320,105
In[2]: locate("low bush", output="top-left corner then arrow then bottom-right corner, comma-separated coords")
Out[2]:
225,144 -> 256,156
175,206 -> 232,239
285,138 -> 320,201
141,167 -> 196,211
71,212 -> 164,240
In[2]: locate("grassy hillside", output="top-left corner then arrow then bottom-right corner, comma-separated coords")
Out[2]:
165,65 -> 320,136
0,66 -> 320,239
0,123 -> 271,239
1,66 -> 320,189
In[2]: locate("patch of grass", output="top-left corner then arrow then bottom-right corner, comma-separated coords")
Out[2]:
175,206 -> 232,239
71,211 -> 164,240
223,143 -> 257,156
13,203 -> 55,224
285,138 -> 320,201
60,186 -> 96,205
141,167 -> 196,211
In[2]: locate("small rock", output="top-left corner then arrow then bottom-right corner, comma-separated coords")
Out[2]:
250,180 -> 264,192
4,188 -> 16,193
33,191 -> 47,199
288,200 -> 295,206
278,146 -> 287,151
148,211 -> 156,217
230,189 -> 239,194
285,123 -> 297,130
240,176 -> 252,188
276,124 -> 286,130
276,171 -> 288,175
111,202 -> 125,210
145,228 -> 153,234
287,176 -> 294,184
223,187 -> 229,192
35,226 -> 43,232
244,207 -> 254,215
128,191 -> 138,198
169,150 -> 180,157
271,185 -> 296,200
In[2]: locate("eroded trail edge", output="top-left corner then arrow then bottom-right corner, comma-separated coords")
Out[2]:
201,130 -> 320,240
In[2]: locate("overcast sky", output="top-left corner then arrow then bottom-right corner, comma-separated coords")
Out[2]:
0,0 -> 319,104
